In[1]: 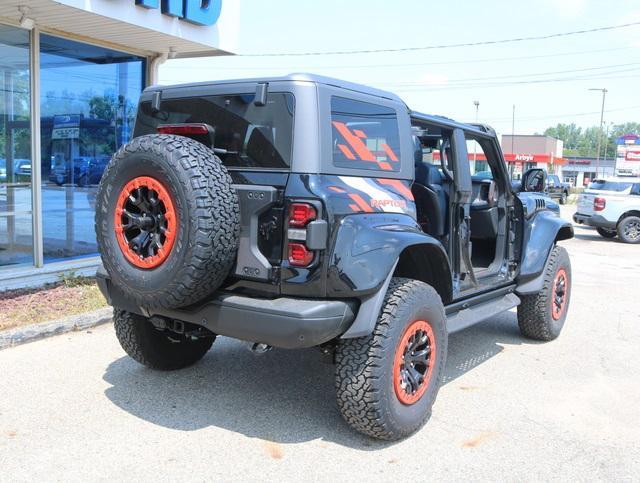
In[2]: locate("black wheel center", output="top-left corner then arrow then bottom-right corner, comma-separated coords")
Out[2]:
120,187 -> 168,258
554,276 -> 566,311
400,330 -> 432,395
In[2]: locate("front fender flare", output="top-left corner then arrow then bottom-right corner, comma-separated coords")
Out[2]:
516,209 -> 573,294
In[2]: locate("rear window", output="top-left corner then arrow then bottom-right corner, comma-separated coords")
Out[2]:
331,97 -> 401,172
134,92 -> 295,169
587,180 -> 634,192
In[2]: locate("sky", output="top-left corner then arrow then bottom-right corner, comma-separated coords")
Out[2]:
158,0 -> 640,138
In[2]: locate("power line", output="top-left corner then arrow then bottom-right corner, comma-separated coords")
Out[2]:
163,46 -> 634,71
485,105 -> 640,123
161,65 -> 640,91
379,62 -> 640,87
239,21 -> 640,56
392,71 -> 640,92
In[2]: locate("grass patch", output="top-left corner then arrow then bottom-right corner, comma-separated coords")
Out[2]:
0,277 -> 108,332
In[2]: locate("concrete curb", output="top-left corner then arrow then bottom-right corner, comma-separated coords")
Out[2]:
0,307 -> 113,350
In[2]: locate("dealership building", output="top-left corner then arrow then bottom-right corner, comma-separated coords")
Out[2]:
0,0 -> 237,288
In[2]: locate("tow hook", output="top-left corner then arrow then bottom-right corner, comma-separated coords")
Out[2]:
249,342 -> 272,355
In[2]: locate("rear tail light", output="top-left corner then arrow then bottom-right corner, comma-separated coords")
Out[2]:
287,202 -> 318,267
288,203 -> 317,227
157,123 -> 210,135
288,243 -> 314,267
594,197 -> 606,211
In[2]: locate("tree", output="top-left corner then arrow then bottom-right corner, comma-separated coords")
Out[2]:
543,123 -> 582,151
541,122 -> 640,159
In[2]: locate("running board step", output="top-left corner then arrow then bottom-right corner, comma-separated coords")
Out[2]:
446,293 -> 520,334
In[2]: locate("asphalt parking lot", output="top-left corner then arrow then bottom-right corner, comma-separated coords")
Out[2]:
1,206 -> 639,481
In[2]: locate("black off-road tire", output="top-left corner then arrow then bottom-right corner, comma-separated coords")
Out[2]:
114,310 -> 214,370
96,134 -> 239,309
335,278 -> 447,440
518,245 -> 571,341
616,215 -> 640,244
596,227 -> 617,239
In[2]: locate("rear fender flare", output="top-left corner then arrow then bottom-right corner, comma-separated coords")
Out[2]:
330,214 -> 451,338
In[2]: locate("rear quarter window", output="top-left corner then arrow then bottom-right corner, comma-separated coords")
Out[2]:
331,97 -> 401,172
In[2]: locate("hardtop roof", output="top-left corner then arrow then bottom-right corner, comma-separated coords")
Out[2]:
146,73 -> 488,136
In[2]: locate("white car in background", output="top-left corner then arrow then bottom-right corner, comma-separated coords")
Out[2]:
573,177 -> 640,244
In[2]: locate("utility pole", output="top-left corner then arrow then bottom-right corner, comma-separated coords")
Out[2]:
511,104 -> 516,178
589,88 -> 607,179
473,100 -> 479,168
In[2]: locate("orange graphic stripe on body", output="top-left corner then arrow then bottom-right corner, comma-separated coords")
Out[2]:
348,193 -> 374,213
381,143 -> 399,162
328,185 -> 347,193
332,121 -> 377,162
337,144 -> 356,160
378,179 -> 414,200
378,162 -> 393,171
353,129 -> 367,138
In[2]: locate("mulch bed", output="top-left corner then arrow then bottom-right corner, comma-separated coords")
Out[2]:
0,279 -> 108,332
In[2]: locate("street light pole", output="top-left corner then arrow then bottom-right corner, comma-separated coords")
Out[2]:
511,104 -> 515,154
510,104 -> 516,178
589,88 -> 607,179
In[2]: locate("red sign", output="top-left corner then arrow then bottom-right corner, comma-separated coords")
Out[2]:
625,151 -> 640,161
432,152 -> 566,165
503,153 -> 566,165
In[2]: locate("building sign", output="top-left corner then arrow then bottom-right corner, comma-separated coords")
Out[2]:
56,0 -> 234,50
615,134 -> 640,176
503,153 -> 567,165
135,0 -> 222,26
51,115 -> 81,140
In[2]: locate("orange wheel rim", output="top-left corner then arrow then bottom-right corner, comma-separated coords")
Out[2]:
551,268 -> 568,320
114,176 -> 177,269
393,320 -> 436,405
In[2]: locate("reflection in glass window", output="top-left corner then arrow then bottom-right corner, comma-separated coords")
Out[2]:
331,97 -> 401,172
39,34 -> 145,262
0,25 -> 32,267
135,93 -> 295,169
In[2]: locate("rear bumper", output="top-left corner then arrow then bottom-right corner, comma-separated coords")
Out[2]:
96,268 -> 356,349
573,212 -> 616,229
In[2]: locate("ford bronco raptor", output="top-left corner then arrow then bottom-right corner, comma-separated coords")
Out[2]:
95,74 -> 573,440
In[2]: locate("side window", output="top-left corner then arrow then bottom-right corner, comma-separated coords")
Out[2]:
466,136 -> 492,179
331,96 -> 401,172
631,184 -> 640,195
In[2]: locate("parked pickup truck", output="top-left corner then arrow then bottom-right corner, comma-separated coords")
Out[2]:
513,171 -> 569,204
574,177 -> 640,243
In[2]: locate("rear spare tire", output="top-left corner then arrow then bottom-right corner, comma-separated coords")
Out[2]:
96,134 -> 239,309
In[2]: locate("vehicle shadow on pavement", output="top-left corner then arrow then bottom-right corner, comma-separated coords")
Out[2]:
103,310 -> 536,448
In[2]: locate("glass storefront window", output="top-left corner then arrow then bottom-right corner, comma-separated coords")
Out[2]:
40,34 -> 145,262
0,25 -> 32,267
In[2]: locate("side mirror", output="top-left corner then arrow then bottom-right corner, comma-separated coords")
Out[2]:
521,168 -> 546,193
